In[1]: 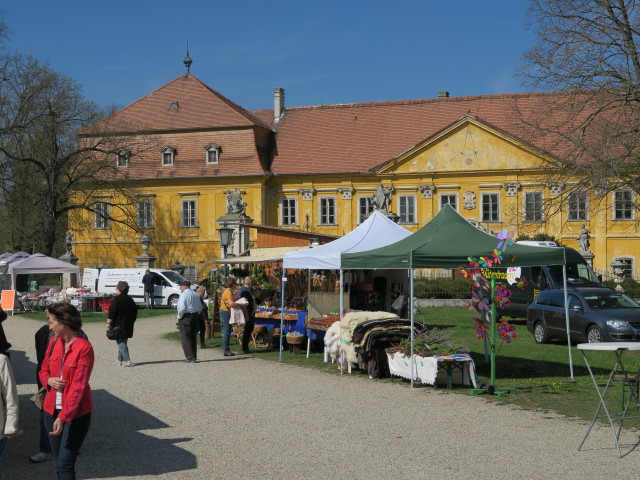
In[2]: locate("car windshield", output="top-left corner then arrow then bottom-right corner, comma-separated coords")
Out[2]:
547,262 -> 601,285
161,270 -> 189,285
583,292 -> 640,309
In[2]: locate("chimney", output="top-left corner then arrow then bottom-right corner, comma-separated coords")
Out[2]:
274,87 -> 285,121
438,91 -> 450,98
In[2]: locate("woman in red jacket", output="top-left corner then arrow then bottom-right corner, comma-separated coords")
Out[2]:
39,302 -> 93,480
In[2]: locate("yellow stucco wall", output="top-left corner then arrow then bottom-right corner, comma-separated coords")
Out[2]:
72,118 -> 640,279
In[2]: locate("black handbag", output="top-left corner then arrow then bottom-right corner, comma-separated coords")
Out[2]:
30,386 -> 47,410
106,326 -> 120,340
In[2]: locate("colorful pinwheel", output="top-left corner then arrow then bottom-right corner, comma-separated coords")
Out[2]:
491,248 -> 503,265
493,285 -> 512,308
496,228 -> 515,250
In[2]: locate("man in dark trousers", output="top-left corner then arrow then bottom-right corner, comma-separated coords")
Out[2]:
239,276 -> 256,354
142,269 -> 156,309
176,281 -> 202,363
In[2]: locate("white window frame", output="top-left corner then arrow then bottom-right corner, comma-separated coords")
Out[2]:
116,150 -> 129,167
567,191 -> 588,221
137,200 -> 154,229
181,199 -> 198,228
613,190 -> 634,220
94,202 -> 111,230
281,198 -> 297,226
524,191 -> 544,222
358,196 -> 373,224
481,192 -> 500,222
398,194 -> 416,224
161,147 -> 175,166
319,197 -> 336,225
440,193 -> 458,211
205,144 -> 220,164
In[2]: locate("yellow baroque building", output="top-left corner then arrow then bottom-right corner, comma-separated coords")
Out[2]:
73,72 -> 639,281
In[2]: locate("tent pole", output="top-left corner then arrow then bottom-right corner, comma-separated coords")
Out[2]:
490,274 -> 497,387
562,264 -> 575,381
279,275 -> 286,362
339,269 -> 345,374
410,268 -> 415,388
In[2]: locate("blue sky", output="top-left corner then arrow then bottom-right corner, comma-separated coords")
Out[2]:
2,1 -> 535,111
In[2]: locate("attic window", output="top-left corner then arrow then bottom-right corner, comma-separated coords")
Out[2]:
161,147 -> 175,166
204,143 -> 220,164
116,150 -> 129,167
169,101 -> 179,110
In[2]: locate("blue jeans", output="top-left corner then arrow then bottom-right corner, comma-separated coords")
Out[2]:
43,411 -> 91,480
117,339 -> 130,362
39,412 -> 52,454
220,309 -> 231,353
0,436 -> 8,469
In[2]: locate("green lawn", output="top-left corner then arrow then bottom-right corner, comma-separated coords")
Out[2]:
170,307 -> 640,427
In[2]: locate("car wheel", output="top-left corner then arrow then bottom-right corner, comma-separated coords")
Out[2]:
587,325 -> 603,343
168,294 -> 179,309
533,321 -> 548,344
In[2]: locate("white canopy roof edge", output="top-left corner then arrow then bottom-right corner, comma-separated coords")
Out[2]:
282,210 -> 412,270
7,253 -> 80,291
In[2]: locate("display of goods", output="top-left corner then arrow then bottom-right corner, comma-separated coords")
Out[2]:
286,334 -> 305,344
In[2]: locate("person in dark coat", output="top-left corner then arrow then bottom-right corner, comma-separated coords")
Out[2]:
196,286 -> 210,349
141,269 -> 156,309
107,281 -> 138,366
239,276 -> 256,354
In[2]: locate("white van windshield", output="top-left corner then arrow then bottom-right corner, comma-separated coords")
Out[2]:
161,270 -> 189,285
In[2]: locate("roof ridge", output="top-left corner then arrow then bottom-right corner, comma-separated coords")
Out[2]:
260,91 -> 560,112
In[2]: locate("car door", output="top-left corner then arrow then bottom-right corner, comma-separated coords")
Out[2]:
544,291 -> 566,338
566,293 -> 589,340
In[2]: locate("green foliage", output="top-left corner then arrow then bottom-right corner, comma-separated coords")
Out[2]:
413,277 -> 469,299
397,327 -> 470,356
603,278 -> 640,299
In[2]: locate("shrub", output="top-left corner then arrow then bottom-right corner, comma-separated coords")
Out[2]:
413,277 -> 469,299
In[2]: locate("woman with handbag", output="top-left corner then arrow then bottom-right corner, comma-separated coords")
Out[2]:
107,281 -> 138,366
40,302 -> 94,480
219,277 -> 242,357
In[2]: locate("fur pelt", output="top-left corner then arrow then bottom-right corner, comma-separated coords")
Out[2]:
324,311 -> 398,367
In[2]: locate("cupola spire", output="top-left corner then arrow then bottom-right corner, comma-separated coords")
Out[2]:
183,44 -> 193,76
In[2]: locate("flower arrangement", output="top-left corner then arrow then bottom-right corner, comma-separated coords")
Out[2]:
386,328 -> 469,357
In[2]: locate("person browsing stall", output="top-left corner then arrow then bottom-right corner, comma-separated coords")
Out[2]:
177,281 -> 202,363
239,276 -> 256,354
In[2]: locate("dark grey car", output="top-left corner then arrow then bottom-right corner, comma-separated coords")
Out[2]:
526,287 -> 640,343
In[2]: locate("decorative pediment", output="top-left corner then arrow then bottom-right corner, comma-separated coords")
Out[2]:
300,188 -> 315,201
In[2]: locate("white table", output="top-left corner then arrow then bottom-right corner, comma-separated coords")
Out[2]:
577,342 -> 640,457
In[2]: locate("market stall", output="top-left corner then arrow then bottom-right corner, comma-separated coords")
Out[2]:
5,253 -> 80,292
281,210 -> 413,362
342,204 -> 569,388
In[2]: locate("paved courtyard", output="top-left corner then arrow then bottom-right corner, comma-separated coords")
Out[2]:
3,313 -> 640,479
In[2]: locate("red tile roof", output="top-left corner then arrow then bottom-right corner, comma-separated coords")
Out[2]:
254,92 -> 567,175
82,75 -> 274,134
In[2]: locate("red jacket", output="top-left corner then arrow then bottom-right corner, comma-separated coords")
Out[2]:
39,336 -> 94,423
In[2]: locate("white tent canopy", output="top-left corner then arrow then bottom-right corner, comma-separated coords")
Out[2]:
282,211 -> 412,270
7,253 -> 80,291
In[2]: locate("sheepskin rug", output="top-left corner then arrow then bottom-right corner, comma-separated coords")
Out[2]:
324,311 -> 398,367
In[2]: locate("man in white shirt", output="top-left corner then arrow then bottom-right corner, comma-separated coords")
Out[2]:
177,281 -> 202,363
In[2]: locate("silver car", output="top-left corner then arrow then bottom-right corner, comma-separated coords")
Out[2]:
526,287 -> 640,343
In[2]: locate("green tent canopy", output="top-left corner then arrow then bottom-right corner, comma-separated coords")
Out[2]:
341,204 -> 566,269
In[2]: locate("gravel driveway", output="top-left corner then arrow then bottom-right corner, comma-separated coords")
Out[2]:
2,313 -> 640,479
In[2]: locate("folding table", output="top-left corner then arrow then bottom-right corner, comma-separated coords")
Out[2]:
577,342 -> 640,457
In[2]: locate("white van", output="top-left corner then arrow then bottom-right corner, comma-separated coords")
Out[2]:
83,268 -> 192,308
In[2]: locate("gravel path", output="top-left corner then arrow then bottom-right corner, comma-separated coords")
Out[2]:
2,313 -> 640,479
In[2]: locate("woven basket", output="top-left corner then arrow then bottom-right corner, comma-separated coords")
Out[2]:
286,334 -> 305,345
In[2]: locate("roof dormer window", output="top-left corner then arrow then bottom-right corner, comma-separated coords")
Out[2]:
161,147 -> 175,166
205,143 -> 220,164
116,150 -> 129,167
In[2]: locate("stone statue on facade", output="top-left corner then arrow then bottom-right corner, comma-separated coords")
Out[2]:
370,184 -> 393,213
63,231 -> 74,255
224,188 -> 247,215
577,224 -> 591,252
